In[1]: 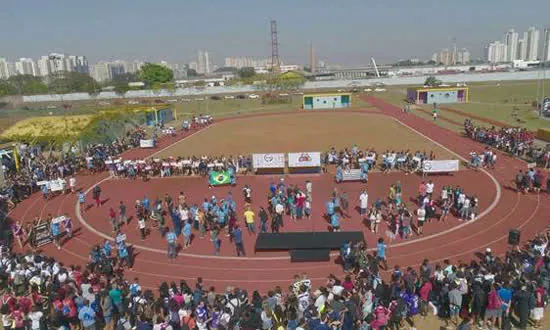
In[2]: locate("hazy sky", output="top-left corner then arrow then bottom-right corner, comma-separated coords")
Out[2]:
1,0 -> 549,65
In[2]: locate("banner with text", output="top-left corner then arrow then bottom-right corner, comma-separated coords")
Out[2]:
288,152 -> 321,167
342,169 -> 362,181
140,139 -> 155,148
252,153 -> 285,169
422,160 -> 459,173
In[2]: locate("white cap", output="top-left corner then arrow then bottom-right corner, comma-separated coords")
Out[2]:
486,248 -> 491,253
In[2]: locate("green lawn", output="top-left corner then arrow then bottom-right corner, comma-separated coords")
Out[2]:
374,80 -> 550,131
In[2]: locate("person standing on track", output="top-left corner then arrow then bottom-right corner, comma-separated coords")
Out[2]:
377,238 -> 388,270
166,229 -> 177,261
233,225 -> 245,256
69,176 -> 77,194
92,185 -> 102,207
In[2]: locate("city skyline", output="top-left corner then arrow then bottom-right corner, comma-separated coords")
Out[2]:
1,0 -> 549,66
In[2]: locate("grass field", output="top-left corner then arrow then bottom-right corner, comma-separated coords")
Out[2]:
372,79 -> 550,131
155,112 -> 455,159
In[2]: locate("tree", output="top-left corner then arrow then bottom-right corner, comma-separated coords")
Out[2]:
139,63 -> 173,86
0,80 -> 17,96
238,67 -> 255,78
110,73 -> 138,96
187,68 -> 199,77
424,76 -> 442,87
48,72 -> 101,94
8,75 -> 48,95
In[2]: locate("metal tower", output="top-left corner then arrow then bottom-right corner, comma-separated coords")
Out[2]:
270,19 -> 281,73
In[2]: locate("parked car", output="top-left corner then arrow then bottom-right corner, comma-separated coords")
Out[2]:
236,94 -> 247,99
248,94 -> 260,99
194,98 -> 205,101
211,95 -> 222,100
224,95 -> 235,99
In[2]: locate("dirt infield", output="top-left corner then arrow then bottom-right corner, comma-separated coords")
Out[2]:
155,111 -> 455,159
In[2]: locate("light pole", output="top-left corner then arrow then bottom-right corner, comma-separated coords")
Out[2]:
539,28 -> 549,117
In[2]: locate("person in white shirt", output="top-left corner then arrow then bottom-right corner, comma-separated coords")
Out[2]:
69,176 -> 77,193
426,181 -> 435,197
460,197 -> 471,221
359,190 -> 369,217
417,207 -> 426,234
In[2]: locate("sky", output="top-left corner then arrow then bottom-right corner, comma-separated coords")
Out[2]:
1,0 -> 549,66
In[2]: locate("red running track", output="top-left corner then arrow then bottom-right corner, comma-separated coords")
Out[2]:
9,101 -> 550,293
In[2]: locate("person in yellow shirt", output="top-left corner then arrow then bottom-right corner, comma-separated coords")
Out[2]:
244,208 -> 255,234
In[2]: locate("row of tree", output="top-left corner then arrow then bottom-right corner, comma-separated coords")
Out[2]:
0,63 -> 176,97
0,63 -> 307,97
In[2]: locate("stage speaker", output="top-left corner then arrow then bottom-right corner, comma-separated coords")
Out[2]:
508,229 -> 521,245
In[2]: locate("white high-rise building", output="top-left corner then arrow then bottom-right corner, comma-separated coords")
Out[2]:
15,58 -> 38,76
224,57 -> 269,69
456,49 -> 470,64
487,41 -> 507,63
36,53 -> 88,76
65,55 -> 89,74
197,50 -> 213,74
0,58 -> 13,79
92,62 -> 112,82
544,29 -> 550,62
504,29 -> 519,62
526,26 -> 540,61
126,61 -> 144,74
517,32 -> 528,61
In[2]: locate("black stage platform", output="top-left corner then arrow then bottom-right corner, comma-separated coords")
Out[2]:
255,231 -> 365,262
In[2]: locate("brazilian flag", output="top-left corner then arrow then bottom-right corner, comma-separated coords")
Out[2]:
209,170 -> 232,186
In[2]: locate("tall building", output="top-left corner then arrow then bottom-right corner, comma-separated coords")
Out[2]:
188,61 -> 198,72
92,62 -> 112,82
126,61 -> 143,74
197,50 -> 213,74
0,58 -> 12,79
526,26 -> 540,61
456,49 -> 470,64
15,58 -> 38,76
517,32 -> 528,61
504,29 -> 519,62
544,29 -> 550,62
224,57 -> 268,69
487,41 -> 507,63
66,55 -> 89,74
437,49 -> 454,65
109,61 -> 127,78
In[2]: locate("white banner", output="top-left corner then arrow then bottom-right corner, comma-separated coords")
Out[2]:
140,139 -> 155,148
422,160 -> 459,173
253,153 -> 285,169
49,179 -> 66,192
342,169 -> 362,181
288,152 -> 321,167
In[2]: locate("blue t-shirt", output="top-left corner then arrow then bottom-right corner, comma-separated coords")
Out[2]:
183,223 -> 192,237
51,222 -> 60,236
166,232 -> 176,244
498,288 -> 513,309
142,198 -> 150,210
233,228 -> 243,243
78,193 -> 86,203
325,201 -> 335,215
377,243 -> 386,258
78,306 -> 96,327
331,213 -> 340,227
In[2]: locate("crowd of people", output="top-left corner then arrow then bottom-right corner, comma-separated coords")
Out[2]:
1,219 -> 549,330
323,146 -> 436,175
464,119 -> 550,168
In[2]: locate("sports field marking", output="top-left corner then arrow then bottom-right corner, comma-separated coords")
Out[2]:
74,111 -> 501,260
